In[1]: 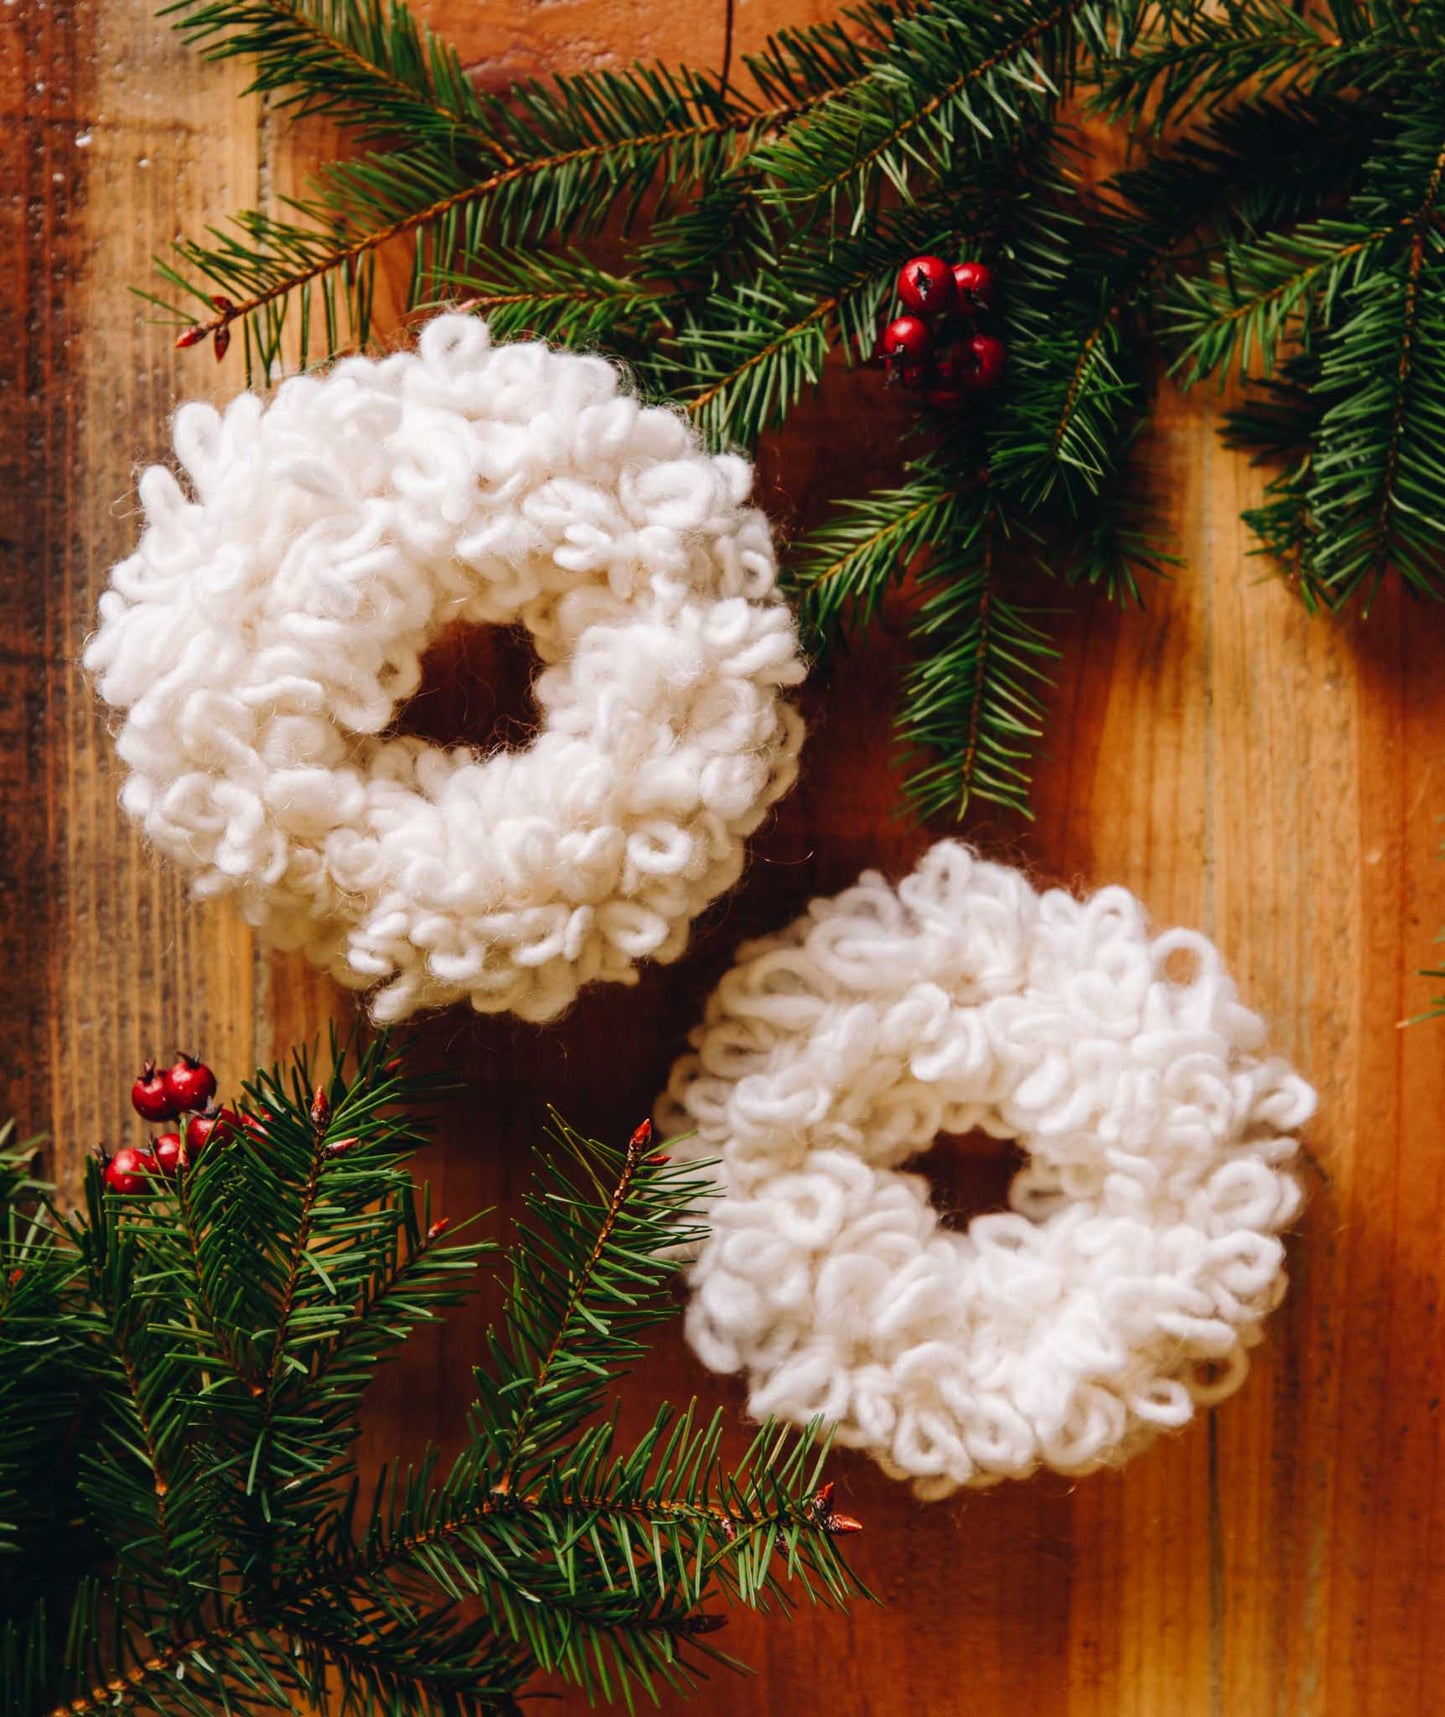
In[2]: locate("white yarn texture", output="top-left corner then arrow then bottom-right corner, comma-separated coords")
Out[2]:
85,315 -> 805,1022
657,842 -> 1315,1498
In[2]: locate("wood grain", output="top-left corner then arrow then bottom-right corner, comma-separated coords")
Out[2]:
5,1 -> 1445,1709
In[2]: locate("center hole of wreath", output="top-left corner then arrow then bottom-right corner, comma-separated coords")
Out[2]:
394,623 -> 541,752
911,1129 -> 1028,1233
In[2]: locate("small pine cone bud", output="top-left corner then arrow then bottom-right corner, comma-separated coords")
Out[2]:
686,1613 -> 729,1636
7,1267 -> 22,1289
210,294 -> 235,312
629,1118 -> 653,1153
174,325 -> 208,349
825,1512 -> 863,1536
213,323 -> 231,362
643,1152 -> 670,1166
322,1135 -> 360,1160
310,1086 -> 331,1128
426,1217 -> 450,1241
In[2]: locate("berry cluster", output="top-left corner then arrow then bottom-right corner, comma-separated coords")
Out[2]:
103,1053 -> 239,1192
879,253 -> 1006,407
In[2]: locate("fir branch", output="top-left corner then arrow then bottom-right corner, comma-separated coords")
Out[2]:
1167,222 -> 1392,385
7,1057 -> 860,1717
788,454 -> 966,645
44,1623 -> 240,1717
1301,111 -> 1445,605
753,0 -> 1113,220
899,492 -> 1059,819
149,0 -> 1445,814
160,0 -> 509,158
437,248 -> 669,352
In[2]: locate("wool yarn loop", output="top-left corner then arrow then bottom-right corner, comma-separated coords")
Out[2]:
656,842 -> 1315,1498
85,316 -> 806,1021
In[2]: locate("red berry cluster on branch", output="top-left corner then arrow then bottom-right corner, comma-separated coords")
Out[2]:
879,253 -> 1006,408
104,1053 -> 238,1192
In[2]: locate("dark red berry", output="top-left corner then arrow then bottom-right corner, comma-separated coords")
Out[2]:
186,1104 -> 239,1158
104,1146 -> 156,1195
897,362 -> 931,391
153,1133 -> 185,1177
896,255 -> 956,316
881,315 -> 933,365
163,1054 -> 216,1112
959,332 -> 1008,389
951,261 -> 994,310
132,1060 -> 179,1123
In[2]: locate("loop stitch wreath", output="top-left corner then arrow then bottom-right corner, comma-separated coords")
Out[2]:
85,315 -> 806,1022
656,842 -> 1315,1498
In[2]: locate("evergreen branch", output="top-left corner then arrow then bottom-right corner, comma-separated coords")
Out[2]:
171,1164 -> 248,1387
899,496 -> 1059,819
1167,223 -> 1392,384
9,1052 -> 859,1717
743,1 -> 908,107
679,288 -> 839,440
46,1624 -> 241,1717
989,143 -> 1147,515
1095,3 -> 1412,130
113,1350 -> 175,1567
671,197 -> 969,440
753,0 -> 1105,218
438,248 -> 670,352
1302,115 -> 1445,605
148,0 -> 1445,808
486,1119 -> 681,1494
160,0 -> 511,160
165,143 -> 692,353
788,458 -> 965,644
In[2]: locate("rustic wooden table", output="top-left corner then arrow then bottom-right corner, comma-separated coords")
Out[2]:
5,1 -> 1445,1710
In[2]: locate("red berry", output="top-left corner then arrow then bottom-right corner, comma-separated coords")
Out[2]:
104,1146 -> 156,1195
163,1054 -> 216,1112
153,1132 -> 185,1177
131,1060 -> 179,1123
186,1104 -> 239,1158
959,333 -> 1008,390
896,255 -> 956,316
881,315 -> 933,364
951,261 -> 994,310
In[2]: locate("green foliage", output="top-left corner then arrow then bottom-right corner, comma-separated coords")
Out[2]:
149,0 -> 1445,819
1109,5 -> 1445,612
0,1042 -> 860,1717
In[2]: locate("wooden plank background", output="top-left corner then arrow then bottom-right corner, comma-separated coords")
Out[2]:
5,0 -> 1445,1709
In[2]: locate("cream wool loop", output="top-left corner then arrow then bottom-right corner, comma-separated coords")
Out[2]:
656,842 -> 1315,1499
85,315 -> 806,1022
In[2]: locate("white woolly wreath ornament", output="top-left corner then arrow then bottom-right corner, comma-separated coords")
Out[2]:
657,842 -> 1316,1499
85,315 -> 806,1022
